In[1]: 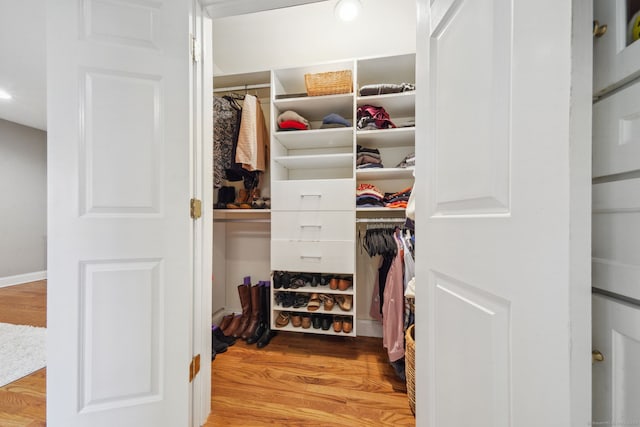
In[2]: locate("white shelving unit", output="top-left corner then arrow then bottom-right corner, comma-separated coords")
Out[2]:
265,53 -> 415,337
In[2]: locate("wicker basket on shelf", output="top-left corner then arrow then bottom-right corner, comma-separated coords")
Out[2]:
304,70 -> 353,96
406,323 -> 416,415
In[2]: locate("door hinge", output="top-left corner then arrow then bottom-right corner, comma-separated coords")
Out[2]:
190,198 -> 202,219
189,354 -> 201,382
191,34 -> 200,63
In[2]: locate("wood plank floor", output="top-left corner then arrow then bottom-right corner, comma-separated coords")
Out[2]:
0,280 -> 47,427
0,281 -> 415,426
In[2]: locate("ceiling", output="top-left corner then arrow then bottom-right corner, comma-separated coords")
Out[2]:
0,0 -> 327,132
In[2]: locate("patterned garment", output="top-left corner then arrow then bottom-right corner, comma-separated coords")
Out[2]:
213,96 -> 240,188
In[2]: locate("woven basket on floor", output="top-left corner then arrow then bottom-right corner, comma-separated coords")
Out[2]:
406,323 -> 416,415
304,70 -> 352,96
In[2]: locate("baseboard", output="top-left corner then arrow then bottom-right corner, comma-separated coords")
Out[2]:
0,271 -> 47,289
356,319 -> 383,338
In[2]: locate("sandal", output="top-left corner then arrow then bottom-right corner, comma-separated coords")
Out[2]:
307,293 -> 321,311
275,312 -> 290,327
293,294 -> 309,308
319,294 -> 335,311
335,295 -> 353,311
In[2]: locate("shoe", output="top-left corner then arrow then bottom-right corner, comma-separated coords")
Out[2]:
224,314 -> 242,336
333,316 -> 343,333
218,314 -> 233,332
291,313 -> 302,327
231,277 -> 253,338
275,312 -> 290,327
212,335 -> 229,354
307,293 -> 321,311
311,314 -> 322,329
329,277 -> 339,290
282,272 -> 291,289
335,294 -> 353,311
342,317 -> 353,334
338,277 -> 352,291
241,282 -> 263,340
255,281 -> 276,348
319,275 -> 331,286
319,294 -> 335,311
293,293 -> 310,308
273,271 -> 284,289
212,326 -> 236,346
301,313 -> 311,329
256,327 -> 276,348
321,314 -> 332,331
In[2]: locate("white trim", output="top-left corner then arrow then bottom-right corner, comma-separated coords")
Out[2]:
356,319 -> 383,338
0,270 -> 47,288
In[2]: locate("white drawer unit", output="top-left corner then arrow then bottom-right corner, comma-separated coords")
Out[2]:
593,0 -> 640,95
270,179 -> 355,211
593,80 -> 640,178
270,240 -> 354,274
271,211 -> 355,241
592,178 -> 640,301
592,293 -> 640,426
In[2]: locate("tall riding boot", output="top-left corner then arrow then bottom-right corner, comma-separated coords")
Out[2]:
257,280 -> 276,348
231,277 -> 252,338
241,282 -> 263,340
247,282 -> 268,345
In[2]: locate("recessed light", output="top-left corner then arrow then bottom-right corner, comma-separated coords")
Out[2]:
335,0 -> 362,22
0,88 -> 12,100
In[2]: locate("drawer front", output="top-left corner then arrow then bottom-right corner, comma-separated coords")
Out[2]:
270,240 -> 354,274
593,179 -> 640,301
271,179 -> 355,211
593,80 -> 640,178
271,211 -> 355,241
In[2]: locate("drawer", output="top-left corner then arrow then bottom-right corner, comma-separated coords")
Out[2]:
271,211 -> 355,241
593,80 -> 640,178
270,240 -> 354,274
592,178 -> 640,301
270,179 -> 355,211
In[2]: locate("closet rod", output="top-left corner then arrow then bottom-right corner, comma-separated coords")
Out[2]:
213,83 -> 271,93
355,217 -> 406,223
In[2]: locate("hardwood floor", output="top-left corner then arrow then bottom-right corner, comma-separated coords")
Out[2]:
205,332 -> 415,427
0,280 -> 47,427
0,281 -> 415,426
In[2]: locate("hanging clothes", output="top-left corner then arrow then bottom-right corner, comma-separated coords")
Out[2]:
213,96 -> 241,188
235,94 -> 269,172
382,233 -> 406,363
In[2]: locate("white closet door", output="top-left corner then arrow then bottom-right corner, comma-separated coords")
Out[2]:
415,0 -> 591,426
47,1 -> 194,425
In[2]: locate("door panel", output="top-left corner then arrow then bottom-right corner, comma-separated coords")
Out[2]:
47,0 -> 192,425
429,0 -> 510,216
416,0 -> 592,426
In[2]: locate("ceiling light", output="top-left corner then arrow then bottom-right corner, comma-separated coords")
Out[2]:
335,0 -> 362,22
0,88 -> 12,100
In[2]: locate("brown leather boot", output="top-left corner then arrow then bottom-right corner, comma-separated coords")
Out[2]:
231,277 -> 252,338
241,282 -> 263,340
219,314 -> 233,334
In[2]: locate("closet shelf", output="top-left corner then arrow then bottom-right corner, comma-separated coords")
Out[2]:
356,207 -> 407,217
274,127 -> 353,150
272,322 -> 356,337
273,93 -> 353,121
356,167 -> 414,180
356,127 -> 415,148
273,285 -> 354,295
273,153 -> 353,170
356,91 -> 416,117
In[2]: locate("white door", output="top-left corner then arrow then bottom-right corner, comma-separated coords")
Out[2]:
592,293 -> 640,425
47,0 -> 197,425
415,0 -> 592,426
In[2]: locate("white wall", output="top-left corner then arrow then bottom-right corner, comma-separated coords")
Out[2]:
0,119 -> 47,283
212,0 -> 416,75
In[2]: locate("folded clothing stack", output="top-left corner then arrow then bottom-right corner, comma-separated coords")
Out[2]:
320,113 -> 351,129
357,145 -> 383,169
356,183 -> 385,208
357,105 -> 396,130
384,186 -> 412,209
359,82 -> 416,96
277,110 -> 311,131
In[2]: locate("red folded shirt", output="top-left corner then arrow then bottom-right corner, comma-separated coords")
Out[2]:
279,120 -> 308,130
